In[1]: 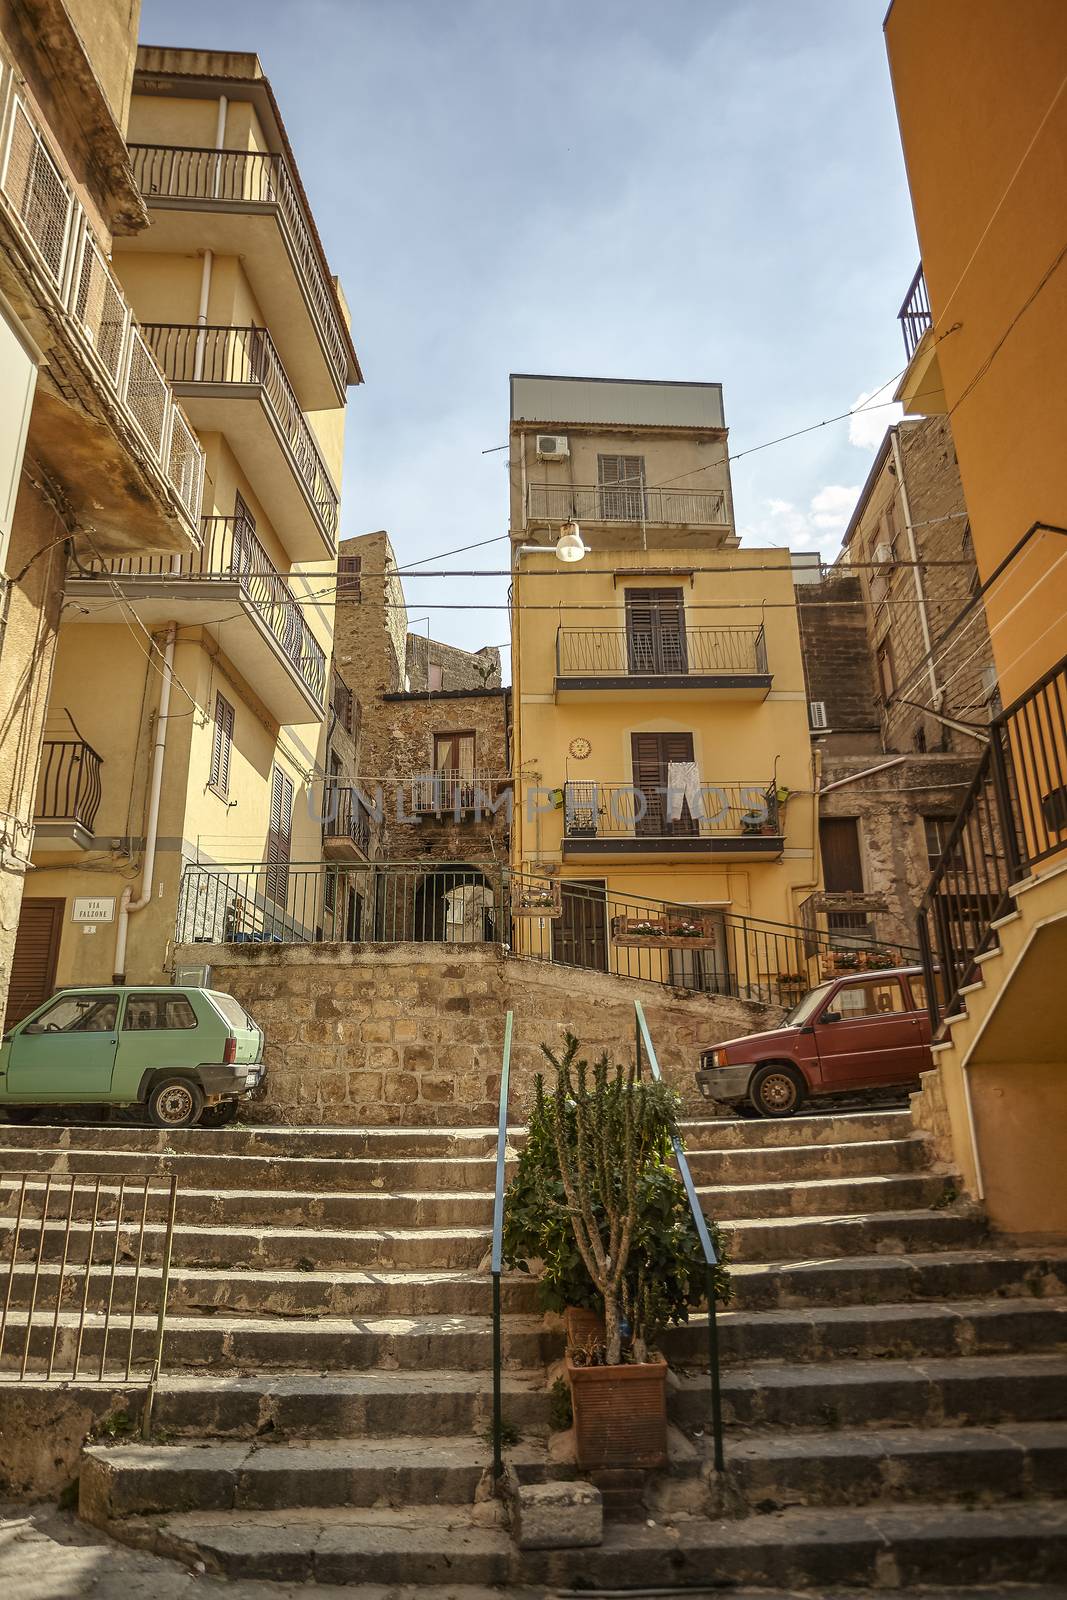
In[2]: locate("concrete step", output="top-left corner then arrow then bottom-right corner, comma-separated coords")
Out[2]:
7,1291 -> 1063,1376
80,1434 -> 553,1519
722,1205 -> 987,1262
683,1133 -> 933,1183
0,1123 -> 501,1159
119,1500 -> 1067,1587
678,1108 -> 916,1149
675,1352 -> 1067,1431
697,1169 -> 954,1221
714,1422 -> 1067,1512
726,1246 -> 1067,1311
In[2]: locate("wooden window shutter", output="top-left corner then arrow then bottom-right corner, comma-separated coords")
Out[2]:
210,693 -> 234,795
625,588 -> 687,673
338,555 -> 362,601
598,455 -> 646,521
266,766 -> 294,905
630,731 -> 695,836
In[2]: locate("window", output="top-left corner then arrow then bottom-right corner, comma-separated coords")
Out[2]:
433,732 -> 475,774
337,554 -> 361,601
428,663 -> 444,692
266,765 -> 294,907
597,454 -> 646,520
923,815 -> 951,871
331,672 -> 354,734
630,730 -> 697,837
833,980 -> 905,1020
209,693 -> 235,797
877,637 -> 895,702
123,994 -> 198,1030
907,971 -> 945,1014
625,588 -> 687,674
24,993 -> 118,1034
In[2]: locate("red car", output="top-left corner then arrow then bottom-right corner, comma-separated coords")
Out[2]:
695,966 -> 935,1118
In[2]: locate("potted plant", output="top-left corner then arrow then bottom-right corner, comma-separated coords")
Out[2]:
502,1034 -> 730,1471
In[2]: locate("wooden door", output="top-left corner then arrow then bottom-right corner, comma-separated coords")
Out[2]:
553,880 -> 608,972
630,732 -> 697,837
625,589 -> 688,675
819,819 -> 864,891
5,898 -> 63,1028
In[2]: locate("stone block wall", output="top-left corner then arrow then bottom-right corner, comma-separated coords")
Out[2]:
186,941 -> 785,1126
797,574 -> 881,751
406,633 -> 502,692
375,687 -> 509,861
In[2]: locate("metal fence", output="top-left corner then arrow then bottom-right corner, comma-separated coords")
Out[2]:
898,263 -> 933,360
527,482 -> 728,529
34,738 -> 103,832
556,625 -> 768,679
142,324 -> 339,542
562,780 -> 779,842
177,861 -> 916,1008
0,1172 -> 177,1424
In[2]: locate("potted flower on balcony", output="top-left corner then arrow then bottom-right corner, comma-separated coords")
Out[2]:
502,1034 -> 730,1471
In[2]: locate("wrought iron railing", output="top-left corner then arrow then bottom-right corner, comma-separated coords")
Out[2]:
526,482 -> 728,528
176,861 -> 916,1008
562,780 -> 779,843
634,1001 -> 724,1472
898,263 -> 933,361
489,1010 -> 513,1486
557,625 -> 768,678
141,324 -> 339,543
34,738 -> 103,831
0,78 -> 204,529
129,144 -> 350,395
918,651 -> 1067,1028
405,770 -> 510,816
0,1170 -> 178,1432
323,785 -> 373,858
75,516 -> 326,708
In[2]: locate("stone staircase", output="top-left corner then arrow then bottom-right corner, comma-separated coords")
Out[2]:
1,1108 -> 1066,1591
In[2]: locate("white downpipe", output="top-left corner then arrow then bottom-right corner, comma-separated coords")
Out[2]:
210,94 -> 228,199
113,623 -> 176,982
891,427 -> 940,708
192,248 -> 213,382
818,754 -> 909,795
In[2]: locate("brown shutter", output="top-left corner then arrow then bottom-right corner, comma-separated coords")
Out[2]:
210,693 -> 234,794
630,731 -> 695,835
338,554 -> 362,601
625,588 -> 687,673
266,766 -> 294,906
5,899 -> 63,1027
820,818 -> 864,891
598,455 -> 646,520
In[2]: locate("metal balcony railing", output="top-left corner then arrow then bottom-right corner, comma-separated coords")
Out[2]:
78,516 -> 326,708
526,482 -> 728,528
34,739 -> 103,832
141,324 -> 339,544
563,780 -> 779,842
406,769 -> 509,816
323,785 -> 373,857
918,651 -> 1067,1028
898,264 -> 933,361
0,78 -> 204,530
128,145 -> 351,396
557,624 -> 767,677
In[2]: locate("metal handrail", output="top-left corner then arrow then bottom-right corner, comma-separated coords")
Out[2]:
489,1010 -> 514,1486
526,482 -> 728,528
898,263 -> 932,361
34,738 -> 103,830
556,624 -> 769,678
633,1000 -> 724,1473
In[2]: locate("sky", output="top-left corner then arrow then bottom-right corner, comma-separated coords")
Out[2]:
139,0 -> 917,672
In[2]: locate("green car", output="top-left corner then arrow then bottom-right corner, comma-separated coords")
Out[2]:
0,986 -> 265,1129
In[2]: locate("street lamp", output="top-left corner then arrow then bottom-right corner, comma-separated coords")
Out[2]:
554,519 -> 586,563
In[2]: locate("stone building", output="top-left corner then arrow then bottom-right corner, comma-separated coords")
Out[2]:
797,417 -> 994,953
332,529 -> 511,941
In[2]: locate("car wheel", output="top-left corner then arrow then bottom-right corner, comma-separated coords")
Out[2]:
749,1063 -> 806,1118
146,1077 -> 204,1129
198,1100 -> 238,1129
3,1107 -> 39,1125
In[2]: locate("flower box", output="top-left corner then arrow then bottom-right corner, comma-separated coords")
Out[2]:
511,878 -> 562,918
820,948 -> 899,976
611,913 -> 718,949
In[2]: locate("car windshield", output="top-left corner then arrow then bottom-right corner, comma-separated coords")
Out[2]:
208,991 -> 257,1032
782,981 -> 836,1027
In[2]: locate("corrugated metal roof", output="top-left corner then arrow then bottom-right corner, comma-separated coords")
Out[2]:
510,374 -> 725,430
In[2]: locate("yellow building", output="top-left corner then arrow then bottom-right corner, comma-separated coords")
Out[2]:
886,0 -> 1067,1232
10,47 -> 359,1017
508,374 -> 818,995
0,5 -> 206,1024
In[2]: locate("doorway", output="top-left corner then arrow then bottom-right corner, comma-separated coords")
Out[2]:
5,898 -> 64,1028
553,880 -> 609,972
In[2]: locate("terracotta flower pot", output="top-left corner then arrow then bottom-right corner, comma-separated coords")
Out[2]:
566,1351 -> 668,1470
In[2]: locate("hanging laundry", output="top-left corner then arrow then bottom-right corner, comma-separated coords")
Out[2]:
665,760 -> 707,822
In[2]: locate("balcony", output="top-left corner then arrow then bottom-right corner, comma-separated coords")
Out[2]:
142,325 -> 339,560
526,482 -> 730,533
555,625 -> 770,701
33,738 -> 102,851
561,780 -> 783,861
0,77 -> 204,551
126,145 -> 359,408
896,264 -> 947,415
406,770 -> 511,818
323,785 -> 374,862
66,515 -> 327,724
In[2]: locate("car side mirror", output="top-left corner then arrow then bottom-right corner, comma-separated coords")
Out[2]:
820,1010 -> 841,1024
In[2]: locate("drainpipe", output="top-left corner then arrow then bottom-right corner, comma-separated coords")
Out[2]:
113,623 -> 176,983
818,754 -> 909,795
192,249 -> 213,381
890,427 -> 939,709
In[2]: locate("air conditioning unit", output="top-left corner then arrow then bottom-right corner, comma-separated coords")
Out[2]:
874,541 -> 895,564
809,700 -> 829,730
536,434 -> 569,460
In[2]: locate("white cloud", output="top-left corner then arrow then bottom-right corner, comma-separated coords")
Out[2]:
739,484 -> 861,561
848,380 -> 903,449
